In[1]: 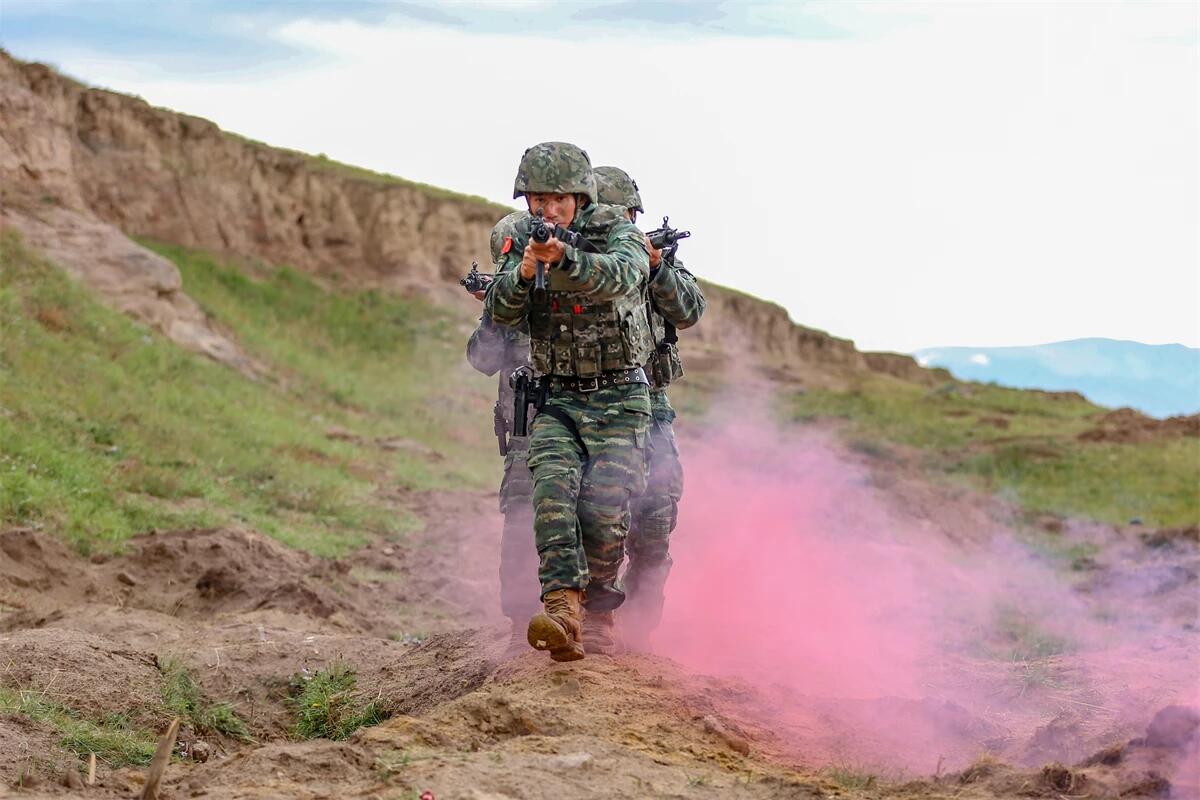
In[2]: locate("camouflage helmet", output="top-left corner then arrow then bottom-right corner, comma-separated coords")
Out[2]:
489,210 -> 529,265
593,166 -> 643,213
513,141 -> 597,206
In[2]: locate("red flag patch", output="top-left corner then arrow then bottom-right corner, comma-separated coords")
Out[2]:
501,236 -> 513,255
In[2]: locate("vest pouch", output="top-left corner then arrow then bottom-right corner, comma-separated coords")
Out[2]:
530,338 -> 553,375
553,344 -> 574,375
649,346 -> 673,389
601,340 -> 624,372
620,304 -> 653,368
666,342 -> 684,382
575,344 -> 602,378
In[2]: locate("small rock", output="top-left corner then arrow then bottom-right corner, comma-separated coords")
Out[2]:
191,740 -> 212,763
549,677 -> 583,699
546,751 -> 593,769
62,769 -> 84,789
1145,705 -> 1200,748
325,425 -> 362,442
382,547 -> 395,556
116,570 -> 138,586
702,714 -> 751,756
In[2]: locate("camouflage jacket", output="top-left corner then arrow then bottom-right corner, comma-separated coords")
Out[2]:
644,257 -> 706,416
648,257 -> 705,333
484,203 -> 651,353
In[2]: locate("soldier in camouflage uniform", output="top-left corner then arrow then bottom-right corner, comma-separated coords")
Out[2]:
465,210 -> 538,653
593,166 -> 706,651
485,142 -> 653,662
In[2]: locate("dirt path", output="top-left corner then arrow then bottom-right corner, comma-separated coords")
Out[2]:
1,429 -> 1197,799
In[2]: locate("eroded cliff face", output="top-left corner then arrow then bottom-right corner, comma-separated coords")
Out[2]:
0,49 -> 941,386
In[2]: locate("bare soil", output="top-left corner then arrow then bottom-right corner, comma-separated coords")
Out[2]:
1,434 -> 1197,800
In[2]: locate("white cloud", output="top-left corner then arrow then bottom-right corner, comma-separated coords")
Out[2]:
27,2 -> 1199,351
969,353 -> 991,367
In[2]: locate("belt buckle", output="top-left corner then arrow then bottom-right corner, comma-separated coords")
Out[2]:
576,377 -> 600,393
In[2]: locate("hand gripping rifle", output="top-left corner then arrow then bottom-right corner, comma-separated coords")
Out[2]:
527,211 -> 598,301
646,216 -> 691,265
460,261 -> 493,294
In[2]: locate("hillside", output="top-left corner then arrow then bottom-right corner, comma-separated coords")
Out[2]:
0,48 -> 940,391
2,50 -> 1199,800
915,339 -> 1200,419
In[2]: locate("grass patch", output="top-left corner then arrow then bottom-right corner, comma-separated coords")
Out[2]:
289,660 -> 388,740
0,686 -> 156,767
0,232 -> 495,557
821,764 -> 881,790
986,605 -> 1071,662
160,658 -> 251,741
790,378 -> 1199,528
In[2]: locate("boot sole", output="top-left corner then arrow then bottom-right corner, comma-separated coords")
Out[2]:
527,614 -> 585,662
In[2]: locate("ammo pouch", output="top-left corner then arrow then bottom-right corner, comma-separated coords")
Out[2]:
648,342 -> 685,389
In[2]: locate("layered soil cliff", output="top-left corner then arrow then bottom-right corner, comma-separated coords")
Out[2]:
0,48 -> 942,387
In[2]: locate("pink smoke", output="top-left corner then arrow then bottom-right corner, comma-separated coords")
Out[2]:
645,416 -> 1200,778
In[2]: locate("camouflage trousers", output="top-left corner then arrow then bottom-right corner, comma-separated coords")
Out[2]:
623,412 -> 684,634
527,382 -> 651,612
496,439 -> 540,622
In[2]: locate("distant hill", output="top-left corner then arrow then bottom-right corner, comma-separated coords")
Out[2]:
914,339 -> 1200,418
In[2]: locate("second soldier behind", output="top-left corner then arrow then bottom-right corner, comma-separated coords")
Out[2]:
592,166 -> 706,652
465,210 -> 539,655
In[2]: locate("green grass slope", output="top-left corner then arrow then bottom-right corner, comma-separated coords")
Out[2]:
792,377 -> 1199,528
0,233 -> 494,556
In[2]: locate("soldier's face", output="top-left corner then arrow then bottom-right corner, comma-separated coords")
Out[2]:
526,193 -> 577,227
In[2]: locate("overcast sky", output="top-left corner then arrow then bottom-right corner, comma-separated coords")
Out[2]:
3,1 -> 1197,352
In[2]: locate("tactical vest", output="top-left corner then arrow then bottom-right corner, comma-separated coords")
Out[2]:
527,208 -> 654,378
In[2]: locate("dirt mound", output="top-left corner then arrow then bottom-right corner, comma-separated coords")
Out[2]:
0,528 -> 94,610
1,527 -> 382,633
99,528 -> 364,624
0,628 -> 165,726
170,740 -> 379,800
1078,408 -> 1200,444
0,715 -> 67,790
379,630 -> 498,717
935,705 -> 1200,799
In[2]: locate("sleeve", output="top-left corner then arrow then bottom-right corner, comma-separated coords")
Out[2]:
483,249 -> 531,328
466,313 -> 509,376
648,258 -> 706,329
557,217 -> 650,301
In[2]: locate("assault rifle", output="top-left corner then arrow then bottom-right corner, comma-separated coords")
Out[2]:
527,211 -> 552,299
460,261 -> 493,294
646,216 -> 691,264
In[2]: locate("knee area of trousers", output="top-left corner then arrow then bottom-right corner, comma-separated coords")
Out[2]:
575,496 -> 627,529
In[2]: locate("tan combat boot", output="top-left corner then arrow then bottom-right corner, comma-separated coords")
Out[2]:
527,588 -> 585,662
582,609 -> 620,656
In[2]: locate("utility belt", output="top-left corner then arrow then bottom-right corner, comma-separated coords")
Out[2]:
545,366 -> 648,395
509,366 -> 648,438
